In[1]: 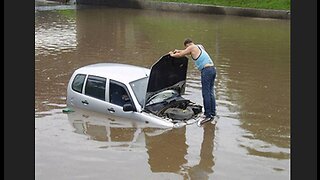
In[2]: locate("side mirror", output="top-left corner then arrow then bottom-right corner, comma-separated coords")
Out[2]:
123,103 -> 134,112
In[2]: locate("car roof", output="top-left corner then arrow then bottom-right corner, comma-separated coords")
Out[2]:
75,63 -> 150,83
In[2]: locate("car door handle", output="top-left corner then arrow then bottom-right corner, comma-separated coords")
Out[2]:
107,108 -> 115,113
81,100 -> 89,105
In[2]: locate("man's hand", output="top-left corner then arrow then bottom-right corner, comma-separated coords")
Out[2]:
169,47 -> 191,58
168,51 -> 175,57
173,49 -> 180,53
169,49 -> 181,57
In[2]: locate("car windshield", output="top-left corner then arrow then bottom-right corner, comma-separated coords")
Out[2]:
146,89 -> 179,106
129,77 -> 148,107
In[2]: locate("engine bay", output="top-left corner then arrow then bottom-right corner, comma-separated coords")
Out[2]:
144,96 -> 202,123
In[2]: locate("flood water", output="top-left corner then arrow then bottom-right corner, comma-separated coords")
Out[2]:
35,4 -> 290,180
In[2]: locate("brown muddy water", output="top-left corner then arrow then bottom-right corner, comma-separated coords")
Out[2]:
35,4 -> 290,180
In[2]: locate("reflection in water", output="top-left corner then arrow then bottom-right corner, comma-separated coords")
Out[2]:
67,109 -> 216,179
67,108 -> 149,148
183,124 -> 215,180
146,127 -> 188,173
146,123 -> 216,180
35,10 -> 78,113
35,10 -> 77,56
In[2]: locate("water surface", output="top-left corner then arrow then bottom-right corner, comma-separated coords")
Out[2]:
35,5 -> 290,180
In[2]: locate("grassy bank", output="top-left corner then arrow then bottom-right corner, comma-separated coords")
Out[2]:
154,0 -> 290,10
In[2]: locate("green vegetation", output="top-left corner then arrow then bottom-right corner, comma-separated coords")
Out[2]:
56,9 -> 76,19
154,0 -> 290,10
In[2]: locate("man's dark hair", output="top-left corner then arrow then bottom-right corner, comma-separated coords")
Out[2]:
183,38 -> 193,46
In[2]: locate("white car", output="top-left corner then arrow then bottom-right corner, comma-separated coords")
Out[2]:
66,54 -> 202,128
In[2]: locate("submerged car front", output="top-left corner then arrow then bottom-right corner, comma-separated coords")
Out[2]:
140,54 -> 203,127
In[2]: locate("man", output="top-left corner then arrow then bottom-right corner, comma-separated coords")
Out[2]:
169,38 -> 217,125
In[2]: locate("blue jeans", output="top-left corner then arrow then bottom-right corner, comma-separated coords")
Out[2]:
201,66 -> 216,118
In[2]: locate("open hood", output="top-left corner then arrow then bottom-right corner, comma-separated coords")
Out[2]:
145,54 -> 188,105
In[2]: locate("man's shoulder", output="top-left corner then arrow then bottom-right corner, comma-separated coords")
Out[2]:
190,44 -> 198,49
197,44 -> 204,49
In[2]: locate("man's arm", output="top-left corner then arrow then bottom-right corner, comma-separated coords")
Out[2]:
173,49 -> 182,53
169,46 -> 193,58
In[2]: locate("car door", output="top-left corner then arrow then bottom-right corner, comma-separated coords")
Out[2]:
80,75 -> 110,114
68,73 -> 88,109
106,80 -> 138,119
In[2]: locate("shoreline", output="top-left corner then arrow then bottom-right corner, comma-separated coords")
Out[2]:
36,0 -> 290,19
140,1 -> 290,19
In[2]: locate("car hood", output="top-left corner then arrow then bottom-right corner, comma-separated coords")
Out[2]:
144,54 -> 188,106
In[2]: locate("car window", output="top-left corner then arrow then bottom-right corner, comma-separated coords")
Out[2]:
84,75 -> 106,101
110,81 -> 133,107
129,77 -> 148,107
72,74 -> 86,93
